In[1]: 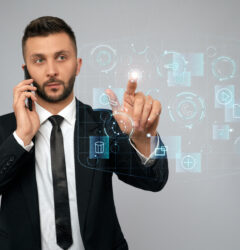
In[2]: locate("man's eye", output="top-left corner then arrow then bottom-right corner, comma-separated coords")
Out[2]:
35,58 -> 44,63
58,55 -> 66,60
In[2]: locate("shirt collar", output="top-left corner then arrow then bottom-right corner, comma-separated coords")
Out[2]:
35,97 -> 76,126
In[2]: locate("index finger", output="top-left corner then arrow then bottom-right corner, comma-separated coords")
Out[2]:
125,80 -> 137,96
16,79 -> 34,88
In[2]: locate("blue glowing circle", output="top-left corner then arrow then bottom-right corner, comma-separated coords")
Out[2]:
181,155 -> 196,170
103,112 -> 134,138
90,44 -> 118,73
177,99 -> 197,120
99,93 -> 110,106
212,56 -> 236,81
206,47 -> 217,58
96,50 -> 112,66
168,92 -> 205,129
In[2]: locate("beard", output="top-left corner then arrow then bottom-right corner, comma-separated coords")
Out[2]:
34,72 -> 76,103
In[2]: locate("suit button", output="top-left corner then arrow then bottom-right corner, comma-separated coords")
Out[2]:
6,161 -> 11,166
9,156 -> 15,162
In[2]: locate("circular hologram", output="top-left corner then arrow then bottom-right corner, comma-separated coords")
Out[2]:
99,110 -> 112,122
99,93 -> 110,106
181,155 -> 196,170
103,111 -> 134,138
206,47 -> 217,58
90,44 -> 118,73
168,92 -> 205,129
212,56 -> 236,81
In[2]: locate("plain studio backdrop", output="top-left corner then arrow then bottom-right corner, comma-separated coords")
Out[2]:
1,0 -> 240,249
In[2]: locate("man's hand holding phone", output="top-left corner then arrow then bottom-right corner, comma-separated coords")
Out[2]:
13,78 -> 40,146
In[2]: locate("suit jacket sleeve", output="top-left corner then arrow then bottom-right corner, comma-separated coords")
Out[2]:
0,114 -> 33,194
109,132 -> 169,192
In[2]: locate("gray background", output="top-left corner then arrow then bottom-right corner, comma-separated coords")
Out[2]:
1,0 -> 240,249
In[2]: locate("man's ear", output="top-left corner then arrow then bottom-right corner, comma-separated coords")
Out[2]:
21,64 -> 26,71
75,58 -> 82,76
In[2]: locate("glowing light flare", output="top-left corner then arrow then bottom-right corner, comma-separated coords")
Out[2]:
128,69 -> 143,82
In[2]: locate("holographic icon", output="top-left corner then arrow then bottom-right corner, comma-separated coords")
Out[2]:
224,101 -> 240,122
212,56 -> 236,81
156,51 -> 191,87
206,47 -> 217,58
93,88 -> 124,110
89,136 -> 109,159
95,141 -> 104,154
212,124 -> 230,140
233,104 -> 240,118
151,136 -> 181,160
176,153 -> 201,173
215,85 -> 234,108
182,155 -> 196,170
99,93 -> 118,106
90,44 -> 118,73
154,146 -> 168,157
168,92 -> 205,129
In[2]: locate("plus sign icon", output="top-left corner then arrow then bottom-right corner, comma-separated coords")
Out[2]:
176,153 -> 201,173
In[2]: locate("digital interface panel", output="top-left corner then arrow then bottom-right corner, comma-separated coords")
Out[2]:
75,34 -> 240,180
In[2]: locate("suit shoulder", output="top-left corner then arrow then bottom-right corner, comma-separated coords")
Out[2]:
0,112 -> 16,126
76,99 -> 112,121
0,112 -> 16,139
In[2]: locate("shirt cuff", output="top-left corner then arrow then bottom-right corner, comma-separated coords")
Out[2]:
129,133 -> 160,167
13,131 -> 34,152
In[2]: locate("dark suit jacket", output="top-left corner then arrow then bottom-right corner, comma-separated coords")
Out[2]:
0,99 -> 168,250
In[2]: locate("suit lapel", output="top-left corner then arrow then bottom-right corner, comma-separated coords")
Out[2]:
74,99 -> 99,239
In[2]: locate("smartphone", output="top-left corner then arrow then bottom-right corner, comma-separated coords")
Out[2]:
23,65 -> 33,111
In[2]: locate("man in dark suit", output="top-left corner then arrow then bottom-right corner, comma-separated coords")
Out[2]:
0,16 -> 168,250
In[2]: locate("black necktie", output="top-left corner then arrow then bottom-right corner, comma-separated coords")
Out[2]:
49,115 -> 73,250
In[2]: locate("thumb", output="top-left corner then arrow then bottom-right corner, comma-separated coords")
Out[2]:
105,89 -> 120,113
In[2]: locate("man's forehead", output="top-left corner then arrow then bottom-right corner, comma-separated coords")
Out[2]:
25,32 -> 74,55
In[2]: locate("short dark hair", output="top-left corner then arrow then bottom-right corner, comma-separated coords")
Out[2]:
22,16 -> 77,61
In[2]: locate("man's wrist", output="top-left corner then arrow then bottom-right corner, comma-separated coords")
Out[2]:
15,130 -> 33,146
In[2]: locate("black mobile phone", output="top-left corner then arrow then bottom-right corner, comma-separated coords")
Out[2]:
23,65 -> 33,111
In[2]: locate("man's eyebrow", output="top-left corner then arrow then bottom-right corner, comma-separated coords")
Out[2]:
30,50 -> 71,58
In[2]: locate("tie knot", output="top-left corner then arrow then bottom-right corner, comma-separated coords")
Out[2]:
48,115 -> 64,127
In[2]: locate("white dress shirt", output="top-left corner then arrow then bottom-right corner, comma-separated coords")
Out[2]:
13,97 -> 158,250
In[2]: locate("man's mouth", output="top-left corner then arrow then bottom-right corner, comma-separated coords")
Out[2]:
46,82 -> 62,87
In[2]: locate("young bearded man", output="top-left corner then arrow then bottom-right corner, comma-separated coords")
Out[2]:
0,16 -> 168,250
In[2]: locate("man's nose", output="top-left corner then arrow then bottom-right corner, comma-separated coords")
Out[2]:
46,61 -> 59,78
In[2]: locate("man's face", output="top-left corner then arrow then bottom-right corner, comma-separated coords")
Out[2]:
24,32 -> 81,103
